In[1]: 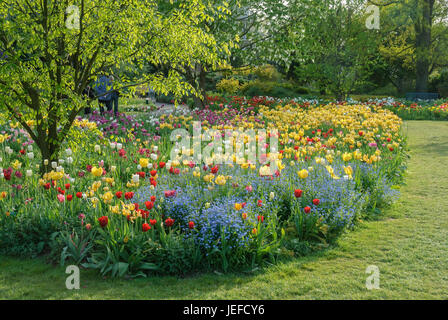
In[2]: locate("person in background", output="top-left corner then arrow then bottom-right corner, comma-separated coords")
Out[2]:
94,75 -> 113,115
109,75 -> 120,116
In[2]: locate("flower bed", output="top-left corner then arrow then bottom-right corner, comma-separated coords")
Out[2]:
0,103 -> 406,277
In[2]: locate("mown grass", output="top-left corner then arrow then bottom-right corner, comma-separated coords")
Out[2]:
1,121 -> 448,299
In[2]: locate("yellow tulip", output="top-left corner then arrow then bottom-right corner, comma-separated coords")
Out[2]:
91,166 -> 103,177
297,169 -> 309,179
139,158 -> 149,168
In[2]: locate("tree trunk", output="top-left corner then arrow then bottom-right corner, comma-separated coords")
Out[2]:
198,65 -> 207,105
415,0 -> 434,92
185,64 -> 207,109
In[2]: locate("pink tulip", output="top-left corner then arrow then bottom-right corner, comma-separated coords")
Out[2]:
57,194 -> 65,202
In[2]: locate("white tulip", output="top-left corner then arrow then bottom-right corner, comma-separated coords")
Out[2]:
65,149 -> 72,156
27,145 -> 33,152
51,161 -> 57,168
26,170 -> 32,177
116,143 -> 123,150
44,159 -> 49,165
132,174 -> 139,183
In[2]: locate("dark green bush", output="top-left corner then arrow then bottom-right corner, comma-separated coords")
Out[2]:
0,212 -> 67,257
241,81 -> 309,98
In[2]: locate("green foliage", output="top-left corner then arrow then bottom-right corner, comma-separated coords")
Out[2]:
0,210 -> 67,257
216,78 -> 241,94
0,0 -> 223,165
241,80 -> 308,98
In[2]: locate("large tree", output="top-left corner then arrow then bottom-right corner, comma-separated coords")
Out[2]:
290,0 -> 378,99
172,0 -> 324,107
370,0 -> 448,92
0,0 -> 222,173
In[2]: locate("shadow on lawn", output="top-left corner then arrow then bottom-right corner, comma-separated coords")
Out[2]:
413,141 -> 448,158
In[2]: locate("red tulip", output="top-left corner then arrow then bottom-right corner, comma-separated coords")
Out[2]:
65,183 -> 70,190
188,221 -> 195,229
294,189 -> 303,198
140,210 -> 150,219
76,192 -> 82,198
116,191 -> 123,199
149,219 -> 157,226
142,223 -> 151,232
145,201 -> 154,210
98,216 -> 108,228
159,162 -> 165,168
150,170 -> 157,177
66,194 -> 73,201
124,192 -> 134,200
137,171 -> 146,178
313,199 -> 320,206
164,218 -> 174,227
150,195 -> 156,202
304,206 -> 311,213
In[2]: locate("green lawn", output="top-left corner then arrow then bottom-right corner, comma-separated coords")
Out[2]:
1,120 -> 448,300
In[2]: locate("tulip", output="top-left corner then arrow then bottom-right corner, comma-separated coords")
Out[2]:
297,169 -> 309,179
142,223 -> 151,232
294,189 -> 303,198
139,158 -> 149,168
57,194 -> 65,203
